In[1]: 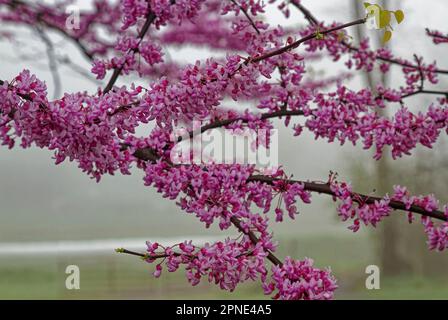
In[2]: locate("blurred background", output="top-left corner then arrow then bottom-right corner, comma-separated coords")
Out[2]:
0,0 -> 447,299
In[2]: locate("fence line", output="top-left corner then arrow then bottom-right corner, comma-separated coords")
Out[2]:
0,236 -> 222,256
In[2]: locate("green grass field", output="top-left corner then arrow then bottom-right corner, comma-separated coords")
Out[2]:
2,235 -> 447,299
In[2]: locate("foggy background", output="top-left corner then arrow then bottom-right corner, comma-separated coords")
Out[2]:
0,0 -> 447,299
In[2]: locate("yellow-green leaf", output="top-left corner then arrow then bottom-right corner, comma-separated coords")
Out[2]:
363,2 -> 372,8
382,30 -> 392,44
365,3 -> 382,15
379,10 -> 391,28
394,10 -> 405,24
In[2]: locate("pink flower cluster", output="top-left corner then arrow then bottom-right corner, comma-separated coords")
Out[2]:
145,238 -> 268,292
303,86 -> 448,159
422,217 -> 448,251
141,56 -> 241,128
121,0 -> 150,30
330,180 -> 392,232
93,0 -> 210,81
145,239 -> 338,300
263,257 -> 338,300
402,56 -> 439,89
330,180 -> 448,251
272,181 -> 312,222
150,0 -> 206,28
91,38 -> 164,80
121,0 -> 206,30
299,22 -> 441,90
161,16 -> 247,51
144,162 -> 277,247
392,185 -> 448,251
144,163 -> 250,227
0,70 -> 149,181
426,28 -> 448,45
221,0 -> 266,17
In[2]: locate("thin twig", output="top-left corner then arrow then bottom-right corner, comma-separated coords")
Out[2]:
291,0 -> 319,25
35,25 -> 61,99
290,0 -> 448,75
250,18 -> 367,63
177,109 -> 305,143
248,175 -> 448,222
103,4 -> 158,94
230,216 -> 283,266
230,0 -> 260,34
5,0 -> 94,61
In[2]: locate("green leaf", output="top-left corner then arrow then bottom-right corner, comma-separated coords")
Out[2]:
382,30 -> 392,44
363,2 -> 372,8
394,10 -> 405,24
379,10 -> 391,28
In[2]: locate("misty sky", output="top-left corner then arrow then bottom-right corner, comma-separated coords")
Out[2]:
0,0 -> 447,243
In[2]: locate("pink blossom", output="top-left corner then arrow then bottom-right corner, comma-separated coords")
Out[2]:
264,257 -> 337,300
426,28 -> 448,45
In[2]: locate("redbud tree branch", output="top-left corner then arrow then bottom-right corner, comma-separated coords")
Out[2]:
116,248 -> 174,259
290,0 -> 448,75
426,28 -> 448,42
400,89 -> 448,99
126,14 -> 447,225
5,0 -> 94,61
131,146 -> 447,224
35,26 -> 62,99
293,0 -> 319,25
230,0 -> 260,35
103,1 -> 159,94
2,9 -> 446,271
250,17 -> 367,63
178,110 -> 305,142
230,216 -> 283,265
115,217 -> 283,266
181,87 -> 447,144
248,175 -> 447,222
128,131 -> 447,268
3,74 -> 445,225
116,244 -> 261,265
